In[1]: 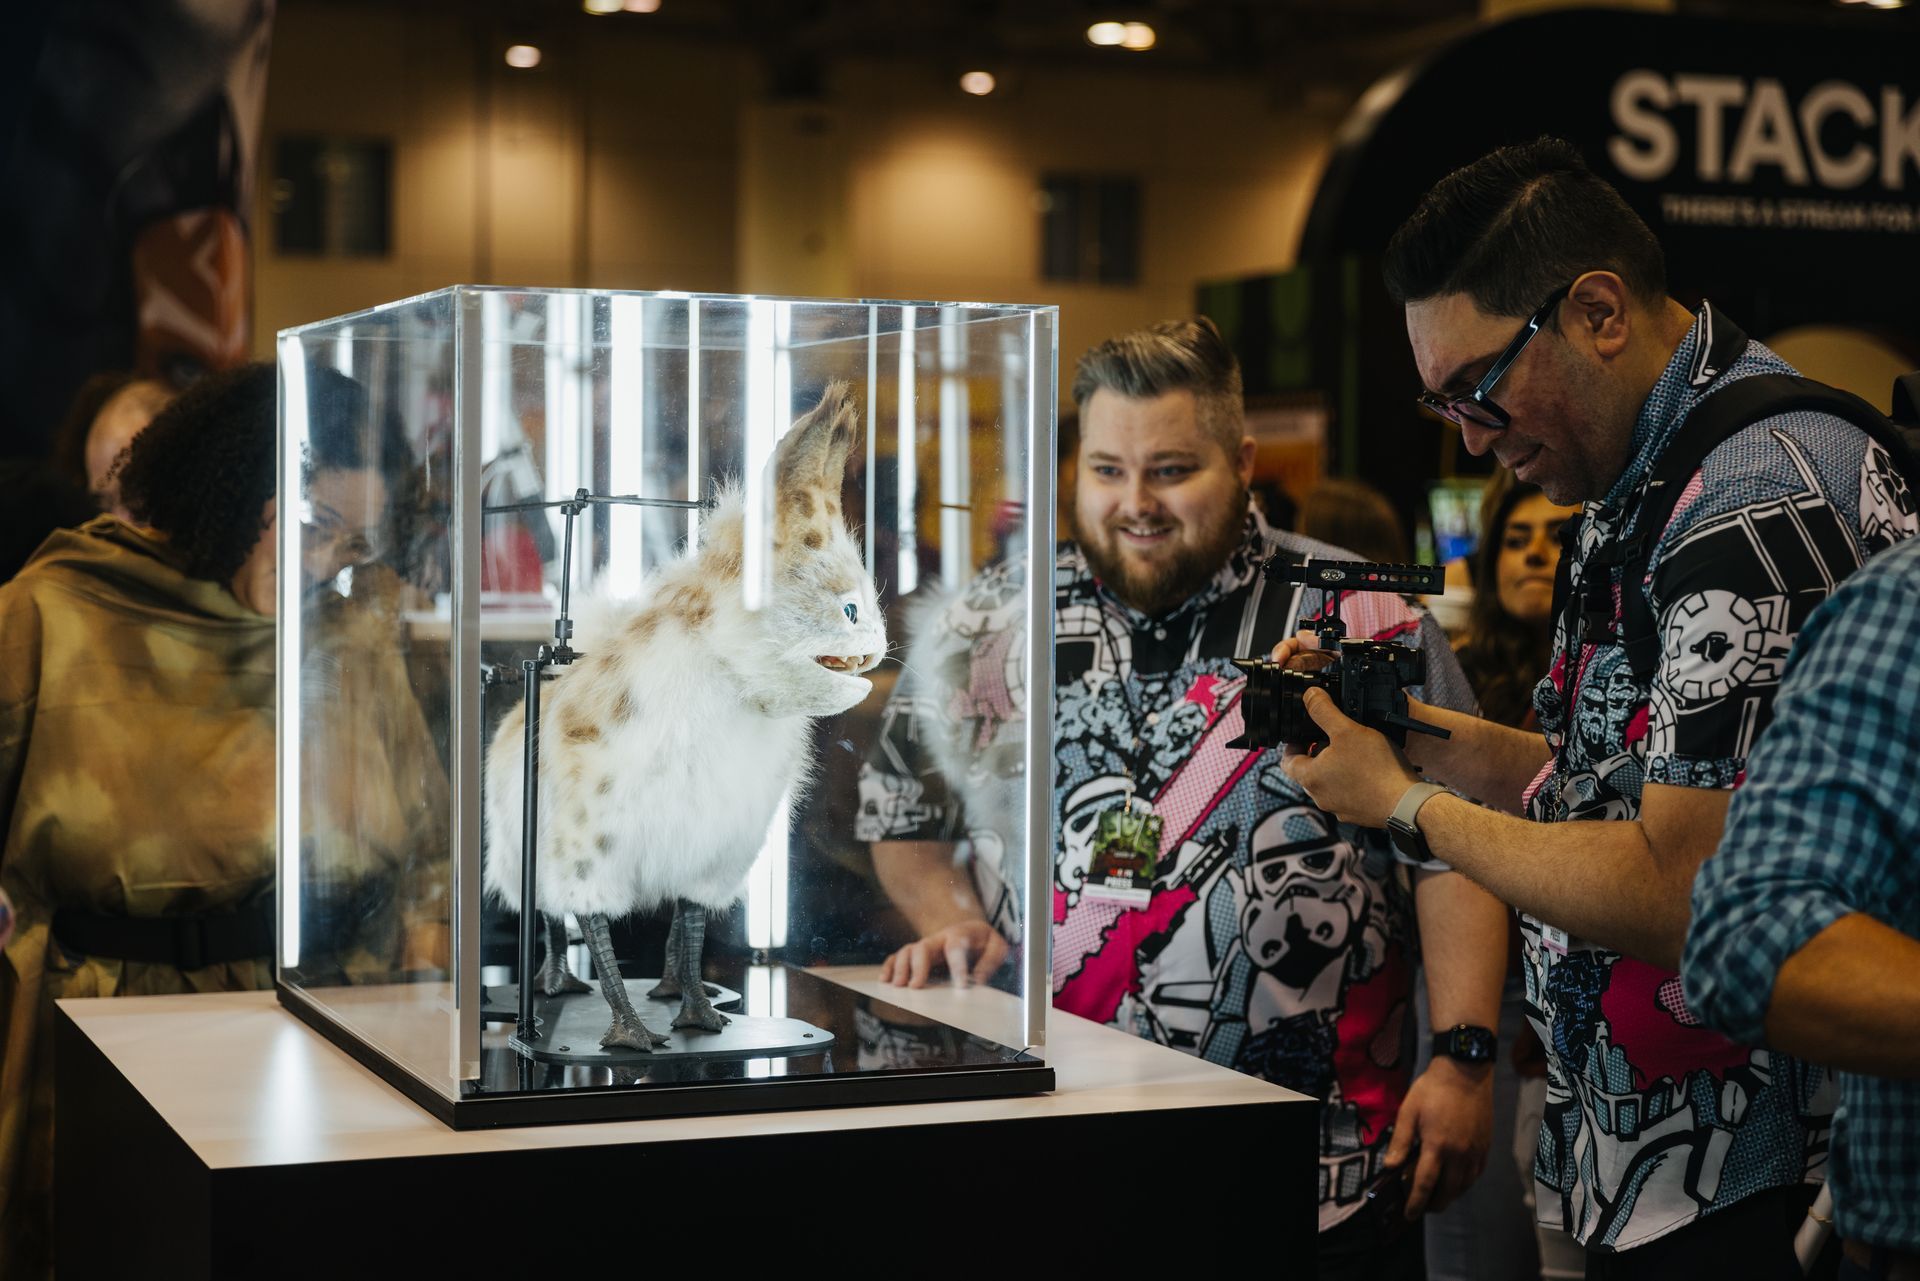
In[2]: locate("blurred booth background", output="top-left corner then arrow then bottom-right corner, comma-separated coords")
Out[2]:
8,0 -> 1917,552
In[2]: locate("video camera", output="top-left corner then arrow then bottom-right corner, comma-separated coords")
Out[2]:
1228,559 -> 1454,752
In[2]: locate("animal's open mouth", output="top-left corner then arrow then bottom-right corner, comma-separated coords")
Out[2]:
816,654 -> 876,673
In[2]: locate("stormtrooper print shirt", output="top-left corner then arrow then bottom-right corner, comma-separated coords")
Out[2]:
857,510 -> 1478,1232
1522,303 -> 1919,1251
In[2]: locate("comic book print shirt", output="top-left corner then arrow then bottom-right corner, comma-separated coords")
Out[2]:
1520,303 -> 1919,1251
857,510 -> 1478,1232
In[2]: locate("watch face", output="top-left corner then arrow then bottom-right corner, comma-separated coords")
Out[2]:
1388,819 -> 1427,861
1443,1026 -> 1496,1062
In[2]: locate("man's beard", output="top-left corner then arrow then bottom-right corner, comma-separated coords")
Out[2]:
1073,487 -> 1249,617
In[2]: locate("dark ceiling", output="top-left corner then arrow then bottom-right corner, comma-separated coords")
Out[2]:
299,0 -> 1920,104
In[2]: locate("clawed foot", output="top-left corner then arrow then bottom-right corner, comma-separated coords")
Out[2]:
601,1010 -> 672,1051
647,975 -> 722,1001
672,1000 -> 731,1033
538,965 -> 591,997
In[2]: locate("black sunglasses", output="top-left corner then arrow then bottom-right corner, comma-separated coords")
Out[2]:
1416,282 -> 1574,430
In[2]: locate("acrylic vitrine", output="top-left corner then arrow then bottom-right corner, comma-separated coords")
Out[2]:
274,286 -> 1056,1127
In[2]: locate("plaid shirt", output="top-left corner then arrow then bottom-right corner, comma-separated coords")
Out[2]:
1685,535 -> 1920,1253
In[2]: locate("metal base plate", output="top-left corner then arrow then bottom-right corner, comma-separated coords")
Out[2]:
510,994 -> 833,1065
482,977 -> 742,1026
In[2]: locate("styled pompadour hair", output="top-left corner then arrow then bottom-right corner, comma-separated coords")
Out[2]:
1383,137 -> 1667,317
1070,316 -> 1245,453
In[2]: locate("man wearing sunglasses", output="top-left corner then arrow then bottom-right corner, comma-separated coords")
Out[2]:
1277,137 -> 1918,1279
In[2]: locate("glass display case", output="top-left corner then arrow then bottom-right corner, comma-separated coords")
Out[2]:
274,287 -> 1056,1127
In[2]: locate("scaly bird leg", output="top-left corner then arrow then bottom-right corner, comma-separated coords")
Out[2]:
646,908 -> 684,1000
583,912 -> 670,1050
536,913 -> 590,996
671,899 -> 729,1032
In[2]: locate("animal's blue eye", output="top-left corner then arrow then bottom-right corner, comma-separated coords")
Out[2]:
843,603 -> 858,623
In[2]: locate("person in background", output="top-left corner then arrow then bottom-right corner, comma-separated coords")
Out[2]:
0,373 -> 176,582
49,370 -> 178,521
1433,467 -> 1586,1281
1299,475 -> 1411,564
0,362 -> 443,1279
1452,470 -> 1578,732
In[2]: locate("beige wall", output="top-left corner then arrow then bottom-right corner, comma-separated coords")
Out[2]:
253,4 -> 1338,388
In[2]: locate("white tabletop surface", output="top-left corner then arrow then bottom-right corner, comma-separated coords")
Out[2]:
58,966 -> 1306,1171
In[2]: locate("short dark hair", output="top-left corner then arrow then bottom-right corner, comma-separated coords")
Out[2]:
1070,317 -> 1245,452
1383,138 -> 1666,316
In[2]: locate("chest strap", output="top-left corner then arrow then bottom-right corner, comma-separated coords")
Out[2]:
51,900 -> 274,971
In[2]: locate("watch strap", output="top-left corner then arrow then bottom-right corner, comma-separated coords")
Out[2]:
1432,1023 -> 1497,1063
1390,780 -> 1448,832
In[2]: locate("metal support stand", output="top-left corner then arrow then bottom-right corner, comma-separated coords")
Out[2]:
483,487 -> 714,1054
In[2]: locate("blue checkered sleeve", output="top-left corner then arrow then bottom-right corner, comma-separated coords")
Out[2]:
1682,539 -> 1920,1045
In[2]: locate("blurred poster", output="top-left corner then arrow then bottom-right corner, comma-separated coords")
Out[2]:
0,0 -> 275,457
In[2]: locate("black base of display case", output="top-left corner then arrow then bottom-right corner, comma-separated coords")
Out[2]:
276,965 -> 1056,1130
58,994 -> 1310,1278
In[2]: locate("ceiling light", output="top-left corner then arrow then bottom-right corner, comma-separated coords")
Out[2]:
583,0 -> 621,13
623,0 -> 662,10
1120,22 -> 1156,50
504,44 -> 542,69
1086,21 -> 1126,46
959,70 -> 996,96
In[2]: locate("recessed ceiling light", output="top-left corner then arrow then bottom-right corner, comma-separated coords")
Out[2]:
1120,22 -> 1156,50
959,70 -> 996,96
505,44 -> 542,69
583,0 -> 621,13
623,0 -> 662,11
1086,21 -> 1126,46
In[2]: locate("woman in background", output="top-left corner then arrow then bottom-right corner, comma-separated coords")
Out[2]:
1453,471 -> 1576,730
1426,467 -> 1583,1281
0,362 -> 444,1279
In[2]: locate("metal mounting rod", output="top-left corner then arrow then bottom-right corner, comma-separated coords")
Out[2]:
516,649 -> 546,1041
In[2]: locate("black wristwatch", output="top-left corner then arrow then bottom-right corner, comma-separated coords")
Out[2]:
1433,1023 -> 1497,1065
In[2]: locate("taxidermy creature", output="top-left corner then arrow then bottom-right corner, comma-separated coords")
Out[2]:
484,382 -> 885,1049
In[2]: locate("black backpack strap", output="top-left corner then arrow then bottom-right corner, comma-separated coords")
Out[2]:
1894,372 -> 1920,428
1616,372 -> 1920,683
1549,512 -> 1582,646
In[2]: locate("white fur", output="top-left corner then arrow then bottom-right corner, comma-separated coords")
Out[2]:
484,398 -> 884,920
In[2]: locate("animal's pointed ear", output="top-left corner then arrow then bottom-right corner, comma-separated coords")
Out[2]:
774,381 -> 859,492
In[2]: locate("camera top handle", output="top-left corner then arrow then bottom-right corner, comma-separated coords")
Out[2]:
1259,557 -> 1446,648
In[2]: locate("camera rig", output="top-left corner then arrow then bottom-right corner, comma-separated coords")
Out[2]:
1228,558 -> 1454,751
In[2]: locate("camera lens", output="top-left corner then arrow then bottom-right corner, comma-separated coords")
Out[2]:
1231,660 -> 1337,750
1276,667 -> 1333,750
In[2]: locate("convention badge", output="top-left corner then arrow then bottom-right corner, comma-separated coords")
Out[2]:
1540,922 -> 1571,959
1083,805 -> 1163,907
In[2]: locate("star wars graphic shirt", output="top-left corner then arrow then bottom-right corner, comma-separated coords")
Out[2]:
1522,304 -> 1919,1251
857,512 -> 1478,1232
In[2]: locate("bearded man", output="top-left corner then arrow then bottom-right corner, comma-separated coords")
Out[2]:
856,317 -> 1511,1281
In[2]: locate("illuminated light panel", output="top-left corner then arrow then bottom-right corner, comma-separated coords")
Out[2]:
504,44 -> 542,68
959,70 -> 996,96
583,0 -> 621,13
623,0 -> 662,10
1086,21 -> 1126,45
277,339 -> 309,970
1121,22 -> 1156,50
